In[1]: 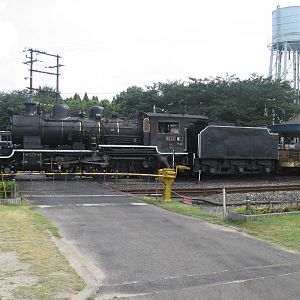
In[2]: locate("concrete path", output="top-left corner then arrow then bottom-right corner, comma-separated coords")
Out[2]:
18,178 -> 300,300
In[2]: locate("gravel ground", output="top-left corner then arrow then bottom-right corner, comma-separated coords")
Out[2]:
194,190 -> 300,217
97,176 -> 300,217
100,175 -> 300,190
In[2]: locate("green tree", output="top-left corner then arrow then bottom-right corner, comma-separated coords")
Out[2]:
186,75 -> 300,126
112,86 -> 150,116
83,92 -> 89,101
0,90 -> 28,130
0,75 -> 299,129
73,93 -> 81,101
33,86 -> 58,114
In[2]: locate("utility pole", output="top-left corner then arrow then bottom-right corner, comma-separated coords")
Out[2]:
23,48 -> 64,100
23,48 -> 37,98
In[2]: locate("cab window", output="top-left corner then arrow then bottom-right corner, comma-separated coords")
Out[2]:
158,122 -> 179,134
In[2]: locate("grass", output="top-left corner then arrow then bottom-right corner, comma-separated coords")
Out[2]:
0,180 -> 16,198
235,205 -> 300,215
142,197 -> 223,224
0,204 -> 85,299
142,197 -> 300,252
230,214 -> 300,252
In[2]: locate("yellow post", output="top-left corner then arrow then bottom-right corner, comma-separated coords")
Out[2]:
157,165 -> 190,202
157,168 -> 176,202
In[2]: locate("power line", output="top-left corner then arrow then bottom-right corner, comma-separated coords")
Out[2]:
60,92 -> 114,95
23,48 -> 64,99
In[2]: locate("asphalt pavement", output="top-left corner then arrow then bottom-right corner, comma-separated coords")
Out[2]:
18,177 -> 300,300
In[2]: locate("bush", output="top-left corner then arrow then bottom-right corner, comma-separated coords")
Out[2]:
0,180 -> 16,198
235,205 -> 300,215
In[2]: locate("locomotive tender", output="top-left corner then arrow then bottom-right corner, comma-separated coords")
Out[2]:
191,125 -> 278,175
0,101 -> 208,174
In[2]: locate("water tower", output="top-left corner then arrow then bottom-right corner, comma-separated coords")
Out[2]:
269,5 -> 300,102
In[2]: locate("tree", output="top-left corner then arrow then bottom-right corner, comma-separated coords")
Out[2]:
0,90 -> 28,129
111,75 -> 300,126
112,86 -> 150,116
186,75 -> 300,126
83,92 -> 89,101
32,86 -> 59,114
149,81 -> 191,113
73,93 -> 81,101
0,74 -> 298,130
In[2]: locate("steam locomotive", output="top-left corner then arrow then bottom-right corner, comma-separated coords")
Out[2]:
0,101 -> 208,175
0,100 -> 279,177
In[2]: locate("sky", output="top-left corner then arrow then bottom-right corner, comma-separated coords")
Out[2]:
0,0 -> 299,100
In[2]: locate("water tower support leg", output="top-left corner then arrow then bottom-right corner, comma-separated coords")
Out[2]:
283,41 -> 288,80
269,48 -> 274,77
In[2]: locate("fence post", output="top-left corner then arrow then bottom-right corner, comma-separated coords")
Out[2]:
246,200 -> 252,211
198,170 -> 201,182
13,179 -> 16,199
222,188 -> 227,220
155,178 -> 158,202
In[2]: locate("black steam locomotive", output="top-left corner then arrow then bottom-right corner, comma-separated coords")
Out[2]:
0,101 -> 208,175
0,100 -> 279,176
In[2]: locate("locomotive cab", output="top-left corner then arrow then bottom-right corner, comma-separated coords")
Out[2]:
141,113 -> 208,169
143,113 -> 208,154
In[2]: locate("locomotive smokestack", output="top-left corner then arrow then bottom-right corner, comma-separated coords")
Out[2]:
24,101 -> 37,116
89,106 -> 104,120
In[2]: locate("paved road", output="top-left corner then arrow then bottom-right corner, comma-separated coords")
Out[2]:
18,178 -> 300,300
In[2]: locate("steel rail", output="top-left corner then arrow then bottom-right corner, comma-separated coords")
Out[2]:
192,198 -> 300,206
119,184 -> 300,195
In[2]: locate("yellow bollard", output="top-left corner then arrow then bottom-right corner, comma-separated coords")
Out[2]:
157,165 -> 190,202
157,168 -> 176,202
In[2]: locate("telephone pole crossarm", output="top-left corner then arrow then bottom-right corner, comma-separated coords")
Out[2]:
23,48 -> 64,99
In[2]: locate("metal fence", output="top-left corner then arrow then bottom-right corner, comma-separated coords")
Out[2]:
2,171 -> 164,202
0,198 -> 22,206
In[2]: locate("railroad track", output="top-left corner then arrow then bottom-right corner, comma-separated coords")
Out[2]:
120,184 -> 300,196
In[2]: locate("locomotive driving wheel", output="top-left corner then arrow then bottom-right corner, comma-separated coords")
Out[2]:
143,156 -> 160,174
128,160 -> 143,174
1,166 -> 15,180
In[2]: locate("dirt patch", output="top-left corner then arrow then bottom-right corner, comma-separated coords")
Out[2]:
0,205 -> 86,299
0,251 -> 38,300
